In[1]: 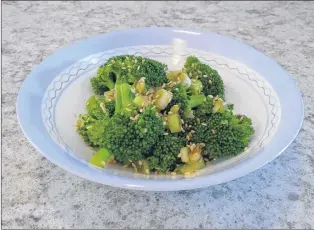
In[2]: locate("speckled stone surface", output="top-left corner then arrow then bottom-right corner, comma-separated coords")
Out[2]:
2,1 -> 314,229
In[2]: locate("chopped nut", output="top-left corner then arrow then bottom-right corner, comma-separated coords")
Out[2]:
186,135 -> 191,141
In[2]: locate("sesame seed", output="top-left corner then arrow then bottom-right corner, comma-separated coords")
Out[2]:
164,132 -> 169,135
191,130 -> 196,133
211,129 -> 216,134
181,119 -> 185,124
177,153 -> 181,158
201,123 -> 207,126
139,109 -> 143,113
137,66 -> 140,70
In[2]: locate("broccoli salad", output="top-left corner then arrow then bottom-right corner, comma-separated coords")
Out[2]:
76,55 -> 255,176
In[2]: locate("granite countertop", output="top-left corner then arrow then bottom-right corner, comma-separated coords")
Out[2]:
2,1 -> 314,229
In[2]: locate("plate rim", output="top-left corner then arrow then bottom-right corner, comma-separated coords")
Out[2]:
16,27 -> 304,191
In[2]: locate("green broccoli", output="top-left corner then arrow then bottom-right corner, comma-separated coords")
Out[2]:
77,55 -> 256,174
90,55 -> 168,95
102,105 -> 164,162
183,56 -> 224,99
189,97 -> 255,158
105,100 -> 115,117
147,133 -> 187,172
76,114 -> 97,147
86,95 -> 111,120
86,119 -> 110,147
165,84 -> 206,118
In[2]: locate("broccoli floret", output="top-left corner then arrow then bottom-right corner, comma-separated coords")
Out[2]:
105,100 -> 115,117
76,114 -> 97,147
90,55 -> 168,95
86,95 -> 111,120
189,98 -> 255,158
102,106 -> 164,162
86,118 -> 110,146
147,133 -> 186,172
183,56 -> 224,99
165,84 -> 189,115
165,84 -> 206,118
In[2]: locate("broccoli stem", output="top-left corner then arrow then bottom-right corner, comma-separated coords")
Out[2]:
114,83 -> 134,114
188,94 -> 206,108
89,148 -> 112,167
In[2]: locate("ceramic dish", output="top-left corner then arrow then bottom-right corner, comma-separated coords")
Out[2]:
16,27 -> 304,191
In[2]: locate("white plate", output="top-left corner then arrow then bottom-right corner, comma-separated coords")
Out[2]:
17,28 -> 304,191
